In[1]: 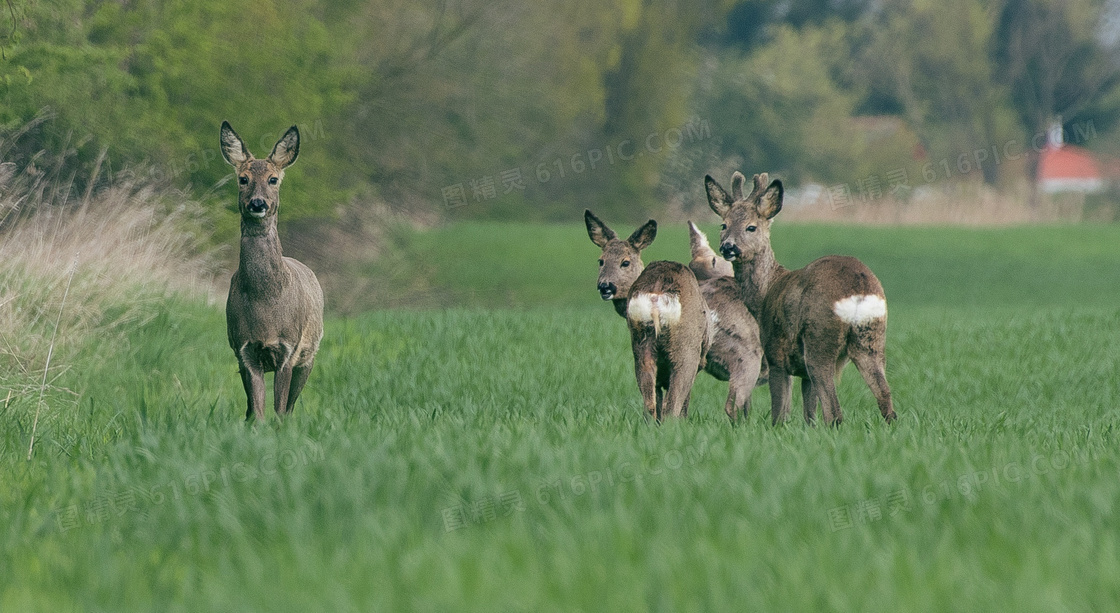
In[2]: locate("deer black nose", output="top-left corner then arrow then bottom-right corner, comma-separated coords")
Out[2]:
720,242 -> 741,260
598,282 -> 617,300
247,198 -> 268,214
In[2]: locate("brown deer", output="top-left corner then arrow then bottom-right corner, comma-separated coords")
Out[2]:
626,260 -> 710,420
220,121 -> 324,421
705,172 -> 895,426
584,211 -> 764,421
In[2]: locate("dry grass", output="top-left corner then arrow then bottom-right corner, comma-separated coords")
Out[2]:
780,182 -> 1108,226
666,175 -> 1116,226
0,128 -> 220,430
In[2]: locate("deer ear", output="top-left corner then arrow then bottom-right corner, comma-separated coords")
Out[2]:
687,221 -> 709,257
705,175 -> 732,217
757,180 -> 783,220
627,219 -> 657,251
585,210 -> 617,248
269,125 -> 300,169
730,171 -> 746,200
219,121 -> 250,166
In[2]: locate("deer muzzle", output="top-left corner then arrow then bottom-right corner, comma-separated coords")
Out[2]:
247,197 -> 269,217
719,242 -> 741,261
598,281 -> 617,300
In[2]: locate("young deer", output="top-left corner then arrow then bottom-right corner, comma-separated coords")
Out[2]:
687,221 -> 734,280
220,121 -> 324,421
705,172 -> 895,426
585,211 -> 764,421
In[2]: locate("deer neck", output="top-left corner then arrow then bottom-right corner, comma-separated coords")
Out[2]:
612,297 -> 628,318
734,245 -> 786,318
237,216 -> 288,294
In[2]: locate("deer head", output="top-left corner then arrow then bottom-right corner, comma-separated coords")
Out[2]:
687,221 -> 734,280
584,210 -> 657,301
220,121 -> 300,224
705,171 -> 783,263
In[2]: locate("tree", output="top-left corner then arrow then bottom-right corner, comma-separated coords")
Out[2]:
992,0 -> 1120,196
854,0 -> 1016,186
692,23 -> 872,185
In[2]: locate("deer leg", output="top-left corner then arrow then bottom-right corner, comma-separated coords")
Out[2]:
634,348 -> 658,421
801,377 -> 817,425
239,362 -> 266,422
664,358 -> 701,419
852,350 -> 895,423
273,361 -> 293,417
284,360 -> 314,415
768,364 -> 792,425
755,358 -> 769,387
724,379 -> 753,423
725,357 -> 758,422
723,389 -> 737,422
807,362 -> 843,427
741,351 -> 764,421
270,344 -> 300,417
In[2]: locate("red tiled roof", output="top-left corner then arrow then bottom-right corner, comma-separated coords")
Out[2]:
1038,145 -> 1101,180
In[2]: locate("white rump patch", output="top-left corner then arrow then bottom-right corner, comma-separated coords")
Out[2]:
832,294 -> 887,325
628,292 -> 683,329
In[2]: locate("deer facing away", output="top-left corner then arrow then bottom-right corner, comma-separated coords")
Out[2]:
706,172 -> 895,426
220,121 -> 325,421
626,259 -> 709,420
585,211 -> 765,421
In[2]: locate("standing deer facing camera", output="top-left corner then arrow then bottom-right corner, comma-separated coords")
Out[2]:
706,172 -> 895,426
220,121 -> 324,421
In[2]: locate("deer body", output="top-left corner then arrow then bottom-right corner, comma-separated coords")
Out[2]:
220,122 -> 324,421
585,211 -> 764,421
687,221 -> 767,419
706,172 -> 895,426
694,275 -> 767,418
627,260 -> 710,420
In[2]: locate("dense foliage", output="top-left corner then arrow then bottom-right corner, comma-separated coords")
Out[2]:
1,0 -> 1118,223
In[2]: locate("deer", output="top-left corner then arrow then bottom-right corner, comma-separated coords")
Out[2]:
219,121 -> 324,422
585,211 -> 765,421
705,172 -> 895,427
687,221 -> 734,280
625,259 -> 710,421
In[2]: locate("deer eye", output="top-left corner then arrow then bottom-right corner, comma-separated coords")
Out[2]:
238,176 -> 249,185
712,257 -> 718,267
720,223 -> 727,230
268,177 -> 278,185
621,260 -> 630,268
747,225 -> 757,232
598,259 -> 604,267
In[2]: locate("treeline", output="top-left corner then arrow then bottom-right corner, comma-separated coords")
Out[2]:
0,0 -> 1117,225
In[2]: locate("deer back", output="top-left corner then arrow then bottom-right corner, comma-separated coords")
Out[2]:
761,255 -> 885,367
626,260 -> 710,358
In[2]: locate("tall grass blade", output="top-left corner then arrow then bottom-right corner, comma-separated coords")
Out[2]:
26,252 -> 78,461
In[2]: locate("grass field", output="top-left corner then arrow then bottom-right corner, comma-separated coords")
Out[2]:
3,222 -> 1120,611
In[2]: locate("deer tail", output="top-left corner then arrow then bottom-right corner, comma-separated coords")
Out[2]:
628,292 -> 682,338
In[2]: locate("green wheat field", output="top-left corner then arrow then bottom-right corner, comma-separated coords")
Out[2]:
3,222 -> 1120,611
